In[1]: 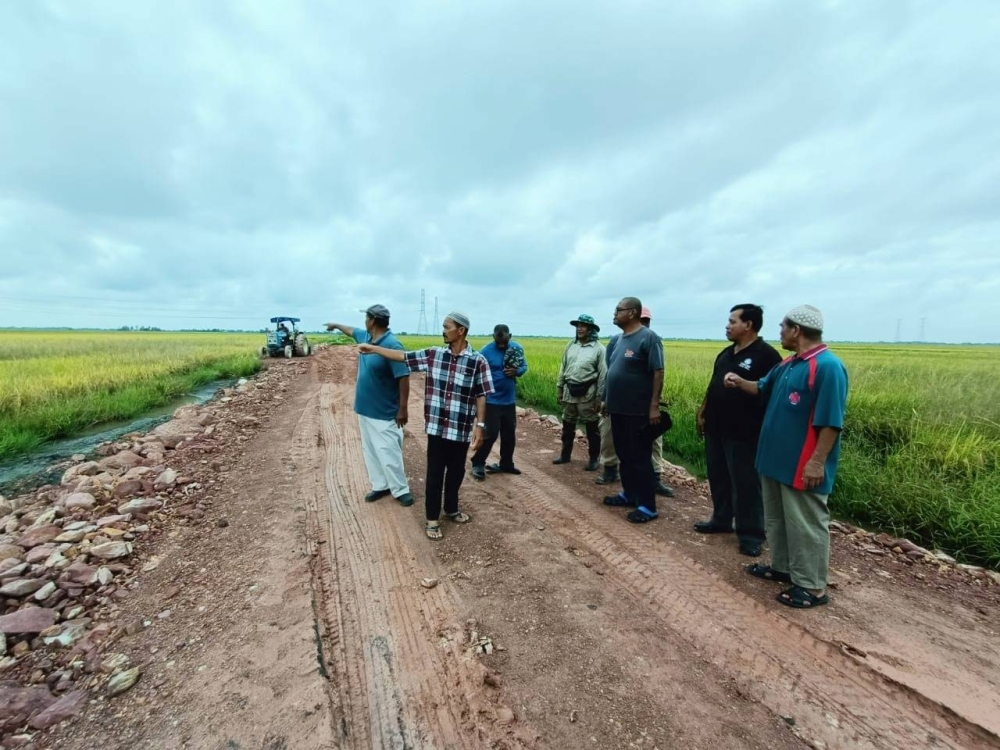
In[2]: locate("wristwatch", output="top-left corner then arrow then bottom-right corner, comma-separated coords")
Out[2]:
475,422 -> 486,428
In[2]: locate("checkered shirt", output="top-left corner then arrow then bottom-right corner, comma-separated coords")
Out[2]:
404,345 -> 495,443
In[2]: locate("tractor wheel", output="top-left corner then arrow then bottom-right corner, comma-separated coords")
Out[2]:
283,344 -> 293,359
303,343 -> 311,356
294,335 -> 310,357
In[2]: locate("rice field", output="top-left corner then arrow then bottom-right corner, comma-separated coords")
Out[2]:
2,330 -> 997,568
399,335 -> 1000,569
0,331 -> 261,460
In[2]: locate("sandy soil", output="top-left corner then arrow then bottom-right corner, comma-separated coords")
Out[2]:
31,346 -> 1000,750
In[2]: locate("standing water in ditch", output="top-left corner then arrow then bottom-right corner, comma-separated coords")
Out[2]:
0,378 -> 236,496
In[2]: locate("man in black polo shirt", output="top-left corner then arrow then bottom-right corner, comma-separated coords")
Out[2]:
695,304 -> 782,556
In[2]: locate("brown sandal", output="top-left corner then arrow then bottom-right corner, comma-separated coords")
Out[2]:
425,522 -> 443,540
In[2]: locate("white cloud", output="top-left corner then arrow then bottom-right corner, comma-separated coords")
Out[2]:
0,0 -> 997,342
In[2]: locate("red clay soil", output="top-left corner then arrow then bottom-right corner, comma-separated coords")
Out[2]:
13,345 -> 999,750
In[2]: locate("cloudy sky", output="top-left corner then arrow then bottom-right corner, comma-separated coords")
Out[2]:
1,1 -> 997,343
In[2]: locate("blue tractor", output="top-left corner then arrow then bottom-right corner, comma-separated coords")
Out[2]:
261,317 -> 311,358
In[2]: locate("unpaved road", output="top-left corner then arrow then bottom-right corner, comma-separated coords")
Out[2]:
44,346 -> 1000,750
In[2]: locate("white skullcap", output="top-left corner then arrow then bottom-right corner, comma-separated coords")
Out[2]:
785,304 -> 824,332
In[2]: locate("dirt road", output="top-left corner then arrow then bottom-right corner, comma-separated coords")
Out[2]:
39,346 -> 1000,749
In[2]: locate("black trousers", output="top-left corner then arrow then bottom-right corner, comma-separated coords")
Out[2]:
610,413 -> 657,513
470,403 -> 517,468
425,435 -> 470,521
704,432 -> 765,544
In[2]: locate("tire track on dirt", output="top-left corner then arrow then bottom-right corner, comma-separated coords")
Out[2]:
500,466 -> 999,750
307,378 -> 535,749
316,383 -> 418,748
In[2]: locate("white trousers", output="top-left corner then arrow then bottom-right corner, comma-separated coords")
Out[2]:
358,414 -> 410,497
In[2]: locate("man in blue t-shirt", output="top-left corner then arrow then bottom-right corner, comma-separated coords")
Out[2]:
724,305 -> 848,610
601,296 -> 666,524
470,324 -> 528,480
325,304 -> 414,507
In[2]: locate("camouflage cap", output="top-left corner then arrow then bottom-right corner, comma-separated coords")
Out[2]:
570,314 -> 600,332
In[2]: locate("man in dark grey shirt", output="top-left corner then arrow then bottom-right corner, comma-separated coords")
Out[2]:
601,297 -> 666,523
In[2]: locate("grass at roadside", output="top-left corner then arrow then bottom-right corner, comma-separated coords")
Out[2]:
0,331 -> 261,461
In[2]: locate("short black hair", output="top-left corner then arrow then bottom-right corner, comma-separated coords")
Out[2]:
730,304 -> 763,333
621,296 -> 642,314
494,324 -> 510,334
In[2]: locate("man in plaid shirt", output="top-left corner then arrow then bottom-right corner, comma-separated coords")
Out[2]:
359,311 -> 494,540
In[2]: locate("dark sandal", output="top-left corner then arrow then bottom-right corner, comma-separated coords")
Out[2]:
603,492 -> 635,507
425,523 -> 443,541
446,511 -> 472,524
626,506 -> 659,523
746,564 -> 791,583
777,585 -> 829,609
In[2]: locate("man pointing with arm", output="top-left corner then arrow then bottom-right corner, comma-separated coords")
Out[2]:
359,311 -> 494,541
325,305 -> 413,507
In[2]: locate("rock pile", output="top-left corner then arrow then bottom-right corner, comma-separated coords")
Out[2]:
830,522 -> 1000,586
0,362 -> 301,740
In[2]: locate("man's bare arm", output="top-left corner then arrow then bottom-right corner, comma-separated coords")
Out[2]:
470,395 -> 487,452
723,372 -> 760,395
802,427 -> 841,490
325,322 -> 355,337
649,369 -> 665,423
396,376 -> 410,428
358,343 -> 406,361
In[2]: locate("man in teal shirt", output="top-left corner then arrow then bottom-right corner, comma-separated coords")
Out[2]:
326,305 -> 414,507
724,305 -> 848,609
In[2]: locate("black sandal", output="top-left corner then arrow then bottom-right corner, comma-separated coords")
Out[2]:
777,585 -> 829,609
746,564 -> 791,583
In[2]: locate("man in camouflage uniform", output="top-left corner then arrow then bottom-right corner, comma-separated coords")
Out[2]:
553,314 -> 606,471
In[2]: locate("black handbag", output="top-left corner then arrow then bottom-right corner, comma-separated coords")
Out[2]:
567,380 -> 595,398
643,409 -> 673,439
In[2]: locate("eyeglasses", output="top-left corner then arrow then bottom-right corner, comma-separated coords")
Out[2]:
613,307 -> 635,314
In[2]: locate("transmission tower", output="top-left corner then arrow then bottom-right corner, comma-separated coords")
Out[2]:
417,289 -> 429,334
